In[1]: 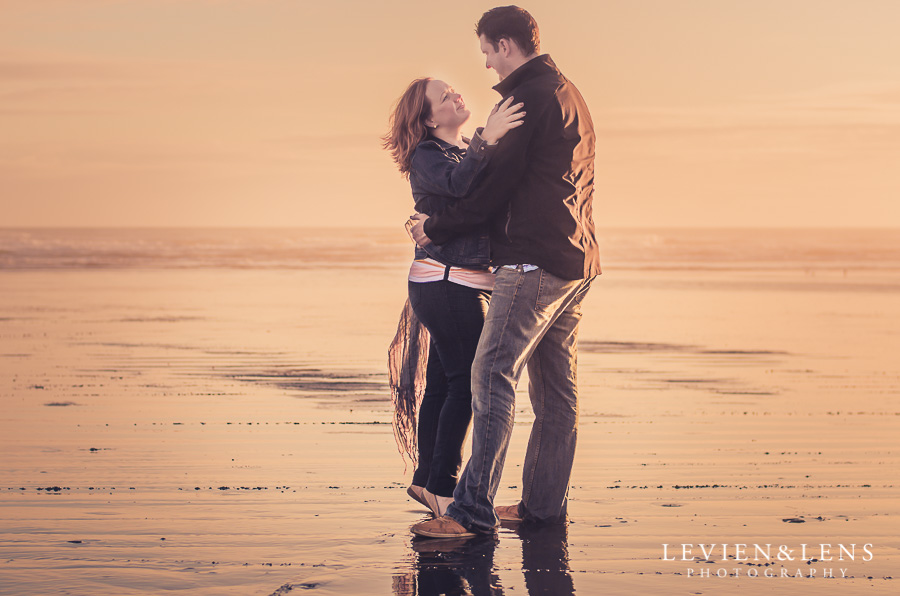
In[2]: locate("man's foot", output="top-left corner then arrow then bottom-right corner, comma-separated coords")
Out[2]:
422,488 -> 454,518
407,485 -> 428,508
411,516 -> 477,538
495,503 -> 523,522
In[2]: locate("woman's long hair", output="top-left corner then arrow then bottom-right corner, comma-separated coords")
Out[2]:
382,77 -> 431,177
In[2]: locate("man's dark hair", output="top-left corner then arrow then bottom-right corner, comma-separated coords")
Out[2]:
475,6 -> 540,56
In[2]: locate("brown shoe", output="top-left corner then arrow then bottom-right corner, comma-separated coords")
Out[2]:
495,503 -> 523,522
411,516 -> 476,539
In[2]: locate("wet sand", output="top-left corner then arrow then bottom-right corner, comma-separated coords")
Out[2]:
1,262 -> 898,594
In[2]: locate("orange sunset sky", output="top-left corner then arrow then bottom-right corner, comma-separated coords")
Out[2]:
2,0 -> 899,228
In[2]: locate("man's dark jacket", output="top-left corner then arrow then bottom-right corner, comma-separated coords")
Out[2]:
422,55 -> 601,280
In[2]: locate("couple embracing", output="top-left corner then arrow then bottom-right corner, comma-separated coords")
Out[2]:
384,5 -> 601,540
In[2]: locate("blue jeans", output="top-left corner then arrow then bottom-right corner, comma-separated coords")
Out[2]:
445,267 -> 594,533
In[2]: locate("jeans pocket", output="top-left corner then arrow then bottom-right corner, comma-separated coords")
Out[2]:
534,269 -> 553,314
534,270 -> 590,315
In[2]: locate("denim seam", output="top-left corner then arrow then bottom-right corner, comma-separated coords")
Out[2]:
522,338 -> 545,507
474,268 -> 524,528
535,268 -> 547,311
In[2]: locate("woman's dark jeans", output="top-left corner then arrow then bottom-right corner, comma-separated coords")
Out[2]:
408,279 -> 490,498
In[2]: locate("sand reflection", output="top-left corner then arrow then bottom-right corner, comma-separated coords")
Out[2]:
394,524 -> 574,596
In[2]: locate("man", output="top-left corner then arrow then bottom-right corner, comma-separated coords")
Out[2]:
409,5 -> 601,538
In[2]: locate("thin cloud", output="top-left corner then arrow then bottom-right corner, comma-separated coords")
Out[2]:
266,133 -> 381,151
593,80 -> 900,162
0,58 -> 134,81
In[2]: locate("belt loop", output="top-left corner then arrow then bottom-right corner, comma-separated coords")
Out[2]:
443,265 -> 451,281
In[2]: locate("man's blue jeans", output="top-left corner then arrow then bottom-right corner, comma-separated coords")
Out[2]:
445,266 -> 594,533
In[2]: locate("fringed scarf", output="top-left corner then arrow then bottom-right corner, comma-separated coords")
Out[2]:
387,298 -> 430,468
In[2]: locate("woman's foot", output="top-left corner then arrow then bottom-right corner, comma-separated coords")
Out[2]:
422,488 -> 454,518
407,485 -> 428,508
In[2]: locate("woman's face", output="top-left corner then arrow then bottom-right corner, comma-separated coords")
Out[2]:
424,80 -> 470,130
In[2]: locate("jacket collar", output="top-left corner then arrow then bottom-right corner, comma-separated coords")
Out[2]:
493,54 -> 558,96
423,133 -> 469,151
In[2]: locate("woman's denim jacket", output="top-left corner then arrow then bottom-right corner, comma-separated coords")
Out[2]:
408,131 -> 495,268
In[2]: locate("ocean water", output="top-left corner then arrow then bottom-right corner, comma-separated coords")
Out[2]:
2,227 -> 899,271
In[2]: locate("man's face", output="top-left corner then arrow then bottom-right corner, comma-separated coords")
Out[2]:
479,34 -> 510,81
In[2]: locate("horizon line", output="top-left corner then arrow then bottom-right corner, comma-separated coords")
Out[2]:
2,225 -> 900,231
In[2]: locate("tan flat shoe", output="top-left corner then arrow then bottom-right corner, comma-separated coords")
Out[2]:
411,515 -> 476,538
407,485 -> 428,508
422,488 -> 454,518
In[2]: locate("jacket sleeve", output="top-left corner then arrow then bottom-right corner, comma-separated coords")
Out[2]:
410,131 -> 496,199
423,99 -> 537,245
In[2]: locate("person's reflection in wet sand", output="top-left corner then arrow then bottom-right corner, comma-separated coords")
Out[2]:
393,534 -> 502,596
516,523 -> 574,596
393,521 -> 573,596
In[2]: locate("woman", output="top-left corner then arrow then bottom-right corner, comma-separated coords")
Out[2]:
384,77 -> 524,517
